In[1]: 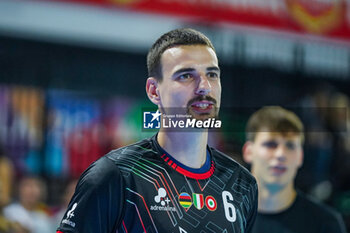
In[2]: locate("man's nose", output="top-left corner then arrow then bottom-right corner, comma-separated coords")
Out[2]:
195,75 -> 211,96
275,145 -> 287,162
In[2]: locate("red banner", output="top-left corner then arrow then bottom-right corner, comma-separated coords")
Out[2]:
55,0 -> 350,41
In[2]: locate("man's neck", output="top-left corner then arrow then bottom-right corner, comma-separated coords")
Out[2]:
257,181 -> 297,214
157,130 -> 208,169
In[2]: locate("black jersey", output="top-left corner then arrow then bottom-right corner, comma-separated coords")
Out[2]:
57,134 -> 258,233
252,191 -> 347,233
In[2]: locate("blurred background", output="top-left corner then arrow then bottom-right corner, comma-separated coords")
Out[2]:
0,0 -> 349,232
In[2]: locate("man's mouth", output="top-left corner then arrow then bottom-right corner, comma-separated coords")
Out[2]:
190,101 -> 214,113
269,165 -> 287,176
188,95 -> 217,115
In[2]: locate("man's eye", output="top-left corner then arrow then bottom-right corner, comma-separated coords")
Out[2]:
178,74 -> 193,80
207,72 -> 219,79
262,141 -> 278,149
286,142 -> 296,150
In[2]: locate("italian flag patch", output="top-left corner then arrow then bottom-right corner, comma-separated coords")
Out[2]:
192,193 -> 204,210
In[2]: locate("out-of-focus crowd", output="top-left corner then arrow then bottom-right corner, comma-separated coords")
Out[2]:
0,152 -> 76,233
296,85 -> 350,205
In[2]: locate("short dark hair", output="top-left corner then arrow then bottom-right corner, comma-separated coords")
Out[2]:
245,106 -> 304,142
147,28 -> 215,81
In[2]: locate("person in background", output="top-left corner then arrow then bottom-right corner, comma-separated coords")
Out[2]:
3,176 -> 51,233
242,106 -> 347,233
0,147 -> 29,233
0,189 -> 29,233
0,146 -> 13,208
0,195 -> 29,233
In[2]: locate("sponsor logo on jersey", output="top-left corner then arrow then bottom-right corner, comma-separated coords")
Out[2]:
67,203 -> 77,219
178,193 -> 192,209
62,203 -> 77,227
143,110 -> 161,129
192,193 -> 204,210
151,187 -> 176,212
205,195 -> 217,211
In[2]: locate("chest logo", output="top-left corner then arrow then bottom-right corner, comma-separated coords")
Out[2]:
179,193 -> 192,209
193,193 -> 204,210
205,195 -> 217,211
154,187 -> 169,206
178,193 -> 217,211
150,187 -> 176,212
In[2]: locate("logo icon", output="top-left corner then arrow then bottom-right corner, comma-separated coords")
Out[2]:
192,193 -> 204,210
62,202 -> 77,227
178,193 -> 218,212
67,203 -> 77,219
205,195 -> 217,211
178,193 -> 192,209
143,110 -> 161,129
154,187 -> 169,206
151,187 -> 176,212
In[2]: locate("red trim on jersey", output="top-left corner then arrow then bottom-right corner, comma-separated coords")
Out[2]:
175,162 -> 215,179
161,154 -> 215,179
57,231 -> 64,233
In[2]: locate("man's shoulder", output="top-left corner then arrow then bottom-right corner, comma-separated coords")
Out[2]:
80,137 -> 155,185
210,146 -> 256,185
77,156 -> 122,189
105,137 -> 156,162
296,192 -> 343,222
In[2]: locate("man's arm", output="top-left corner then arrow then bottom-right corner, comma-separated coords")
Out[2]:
57,156 -> 125,233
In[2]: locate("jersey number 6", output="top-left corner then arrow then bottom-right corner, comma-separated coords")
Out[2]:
222,191 -> 236,222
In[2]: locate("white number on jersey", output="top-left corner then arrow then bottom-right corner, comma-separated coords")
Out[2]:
222,191 -> 236,222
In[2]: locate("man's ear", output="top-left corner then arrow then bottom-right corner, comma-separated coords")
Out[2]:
146,77 -> 161,105
242,141 -> 254,164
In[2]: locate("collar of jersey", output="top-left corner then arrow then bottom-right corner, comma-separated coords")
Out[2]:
152,134 -> 215,180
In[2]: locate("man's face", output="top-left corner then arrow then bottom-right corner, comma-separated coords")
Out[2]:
19,178 -> 43,209
244,132 -> 303,190
152,45 -> 221,120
